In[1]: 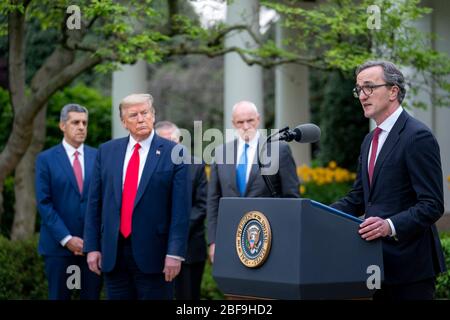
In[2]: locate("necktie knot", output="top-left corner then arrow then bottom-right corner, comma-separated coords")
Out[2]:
373,127 -> 382,139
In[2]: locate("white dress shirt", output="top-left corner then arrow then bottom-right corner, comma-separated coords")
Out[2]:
62,139 -> 85,179
367,106 -> 404,237
122,131 -> 154,189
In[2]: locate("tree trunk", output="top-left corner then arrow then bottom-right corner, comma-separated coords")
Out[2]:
11,105 -> 48,241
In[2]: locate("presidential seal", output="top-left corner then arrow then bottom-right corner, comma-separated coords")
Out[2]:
236,211 -> 272,268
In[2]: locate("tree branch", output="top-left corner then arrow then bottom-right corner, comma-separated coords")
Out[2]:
210,24 -> 263,47
26,54 -> 102,122
8,2 -> 27,112
0,53 -> 102,184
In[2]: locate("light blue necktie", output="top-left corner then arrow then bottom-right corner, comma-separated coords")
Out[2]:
236,143 -> 249,197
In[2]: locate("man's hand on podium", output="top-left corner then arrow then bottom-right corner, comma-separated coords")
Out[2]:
359,217 -> 392,241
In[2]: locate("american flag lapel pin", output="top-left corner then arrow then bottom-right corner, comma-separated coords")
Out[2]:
156,149 -> 161,156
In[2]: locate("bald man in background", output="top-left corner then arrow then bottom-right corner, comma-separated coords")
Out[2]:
206,101 -> 300,263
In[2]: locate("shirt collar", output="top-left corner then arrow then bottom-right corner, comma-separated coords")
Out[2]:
378,106 -> 403,133
62,139 -> 84,156
128,130 -> 154,151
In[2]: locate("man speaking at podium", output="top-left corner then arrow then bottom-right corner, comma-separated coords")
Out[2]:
331,61 -> 446,300
207,101 -> 300,263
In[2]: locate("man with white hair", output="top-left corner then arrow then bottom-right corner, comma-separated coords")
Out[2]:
206,100 -> 300,263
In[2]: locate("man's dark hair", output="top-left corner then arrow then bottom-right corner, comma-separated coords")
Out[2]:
356,60 -> 406,104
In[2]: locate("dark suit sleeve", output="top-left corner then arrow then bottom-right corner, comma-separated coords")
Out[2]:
190,163 -> 207,231
389,129 -> 444,241
83,147 -> 103,253
330,153 -> 366,216
35,154 -> 71,243
279,143 -> 300,198
167,151 -> 191,257
206,162 -> 221,245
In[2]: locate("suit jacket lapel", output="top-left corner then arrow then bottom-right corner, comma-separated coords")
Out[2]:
361,134 -> 371,193
55,144 -> 80,195
246,139 -> 263,195
113,138 -> 128,208
229,140 -> 239,194
134,135 -> 163,207
82,147 -> 93,200
370,110 -> 408,191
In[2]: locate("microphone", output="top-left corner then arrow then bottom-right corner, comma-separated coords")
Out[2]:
272,123 -> 321,143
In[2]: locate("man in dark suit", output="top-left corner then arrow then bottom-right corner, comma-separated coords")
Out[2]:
155,121 -> 208,300
207,101 -> 300,263
84,94 -> 191,300
331,60 -> 446,300
35,103 -> 102,300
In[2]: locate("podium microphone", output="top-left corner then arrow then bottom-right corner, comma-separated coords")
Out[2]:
270,124 -> 321,143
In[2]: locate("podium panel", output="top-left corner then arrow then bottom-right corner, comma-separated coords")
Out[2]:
213,198 -> 384,300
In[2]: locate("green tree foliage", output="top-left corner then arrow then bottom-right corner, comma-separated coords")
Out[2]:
44,84 -> 111,149
310,70 -> 367,171
263,0 -> 449,109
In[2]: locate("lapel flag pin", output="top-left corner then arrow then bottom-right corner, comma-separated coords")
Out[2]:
156,150 -> 161,156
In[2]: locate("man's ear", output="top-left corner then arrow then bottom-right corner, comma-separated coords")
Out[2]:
390,86 -> 399,101
59,121 -> 65,133
121,116 -> 128,130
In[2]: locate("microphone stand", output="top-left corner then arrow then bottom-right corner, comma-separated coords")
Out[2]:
257,127 -> 289,197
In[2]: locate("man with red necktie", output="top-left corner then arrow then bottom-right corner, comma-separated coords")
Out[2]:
331,60 -> 446,300
84,94 -> 191,300
36,104 -> 101,300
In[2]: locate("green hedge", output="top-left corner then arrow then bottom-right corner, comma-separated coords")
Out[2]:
201,261 -> 224,300
1,234 -> 449,299
0,235 -> 47,299
436,233 -> 450,299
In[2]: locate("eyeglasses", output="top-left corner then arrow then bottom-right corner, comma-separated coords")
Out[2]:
352,83 -> 391,98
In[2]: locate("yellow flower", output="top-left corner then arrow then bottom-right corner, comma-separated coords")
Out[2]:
205,165 -> 211,181
296,162 -> 356,186
300,185 -> 306,195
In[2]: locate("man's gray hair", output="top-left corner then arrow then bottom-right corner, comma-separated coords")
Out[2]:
155,120 -> 181,141
119,93 -> 155,119
60,103 -> 88,122
356,60 -> 406,104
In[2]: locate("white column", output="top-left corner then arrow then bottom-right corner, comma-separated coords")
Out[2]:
224,0 -> 263,133
112,60 -> 148,138
274,22 -> 311,167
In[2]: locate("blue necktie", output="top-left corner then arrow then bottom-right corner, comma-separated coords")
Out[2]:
236,143 -> 249,197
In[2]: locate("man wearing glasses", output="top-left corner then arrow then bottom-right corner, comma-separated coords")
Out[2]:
331,60 -> 446,300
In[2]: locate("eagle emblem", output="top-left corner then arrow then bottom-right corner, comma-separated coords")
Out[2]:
236,211 -> 272,268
